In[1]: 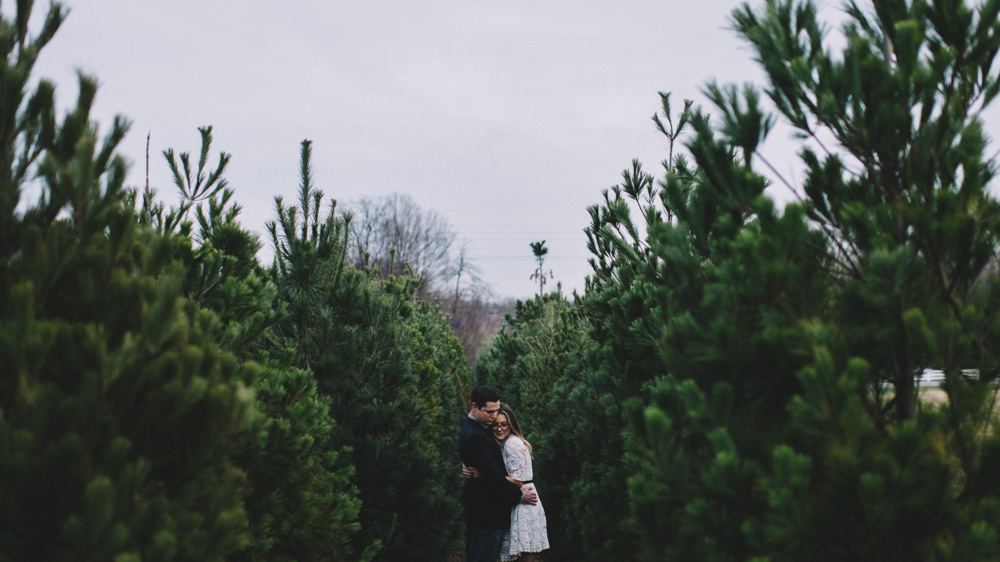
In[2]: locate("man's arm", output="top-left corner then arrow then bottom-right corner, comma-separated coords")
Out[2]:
461,433 -> 507,481
460,464 -> 538,505
461,434 -> 537,505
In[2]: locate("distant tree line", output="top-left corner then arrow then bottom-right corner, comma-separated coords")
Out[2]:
6,0 -> 1000,561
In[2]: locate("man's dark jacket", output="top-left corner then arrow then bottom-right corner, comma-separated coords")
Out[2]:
458,416 -> 523,529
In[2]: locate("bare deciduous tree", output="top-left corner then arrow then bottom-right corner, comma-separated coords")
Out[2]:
347,192 -> 507,367
349,192 -> 455,290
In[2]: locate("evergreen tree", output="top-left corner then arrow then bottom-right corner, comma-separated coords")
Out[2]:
235,361 -> 363,562
266,140 -> 467,562
529,240 -> 551,296
506,94 -> 704,562
478,293 -> 590,431
398,297 -> 470,556
612,1 -> 1000,560
476,292 -> 593,559
141,126 -> 277,358
0,3 -> 258,559
147,129 -> 366,562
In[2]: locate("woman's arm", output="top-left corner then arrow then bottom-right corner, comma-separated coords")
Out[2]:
503,436 -> 532,484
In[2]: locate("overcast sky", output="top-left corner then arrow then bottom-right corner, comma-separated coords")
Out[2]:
24,1 -> 900,300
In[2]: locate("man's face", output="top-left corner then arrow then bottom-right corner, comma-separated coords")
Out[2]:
471,400 -> 500,425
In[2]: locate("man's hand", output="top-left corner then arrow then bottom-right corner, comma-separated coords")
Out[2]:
520,484 -> 538,505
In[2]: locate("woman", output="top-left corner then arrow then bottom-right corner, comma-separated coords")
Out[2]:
492,403 -> 550,562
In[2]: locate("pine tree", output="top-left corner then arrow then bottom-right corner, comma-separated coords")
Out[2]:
235,361 -> 363,562
614,1 -> 1000,560
266,140 -> 467,562
147,129 -> 366,562
476,292 -> 593,559
0,3 -> 257,559
141,126 -> 277,358
507,94 -> 702,562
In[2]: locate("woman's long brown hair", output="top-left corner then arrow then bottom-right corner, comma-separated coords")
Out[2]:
498,402 -> 532,454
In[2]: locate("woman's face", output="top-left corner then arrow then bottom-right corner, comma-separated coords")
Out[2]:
492,413 -> 511,441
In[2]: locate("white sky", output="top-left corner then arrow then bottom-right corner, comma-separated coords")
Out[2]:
23,0 -> 959,300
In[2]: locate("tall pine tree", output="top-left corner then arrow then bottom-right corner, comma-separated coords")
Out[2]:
0,3 -> 258,559
618,1 -> 1000,560
144,128 -> 366,562
476,292 -> 593,559
265,140 -> 467,562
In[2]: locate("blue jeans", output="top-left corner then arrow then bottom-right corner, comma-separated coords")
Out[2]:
465,527 -> 504,562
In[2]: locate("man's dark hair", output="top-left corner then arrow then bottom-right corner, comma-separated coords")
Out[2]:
470,385 -> 500,408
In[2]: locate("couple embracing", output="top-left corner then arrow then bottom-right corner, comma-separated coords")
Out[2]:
459,385 -> 551,562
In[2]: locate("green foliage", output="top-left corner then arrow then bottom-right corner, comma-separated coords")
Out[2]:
543,2 -> 1000,557
732,0 -> 1000,419
407,298 -> 473,452
1,5 -> 483,562
610,1 -> 1000,560
529,240 -> 551,295
135,128 -> 277,360
0,3 -> 257,559
265,140 -> 467,562
526,93 -> 708,562
477,292 -> 594,559
234,362 -> 362,562
478,294 -> 591,432
145,130 -> 366,561
22,0 -> 1000,560
396,298 -> 470,556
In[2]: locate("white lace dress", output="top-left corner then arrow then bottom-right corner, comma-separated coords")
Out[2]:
500,435 -> 550,561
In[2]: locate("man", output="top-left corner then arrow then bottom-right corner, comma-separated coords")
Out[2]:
459,385 -> 538,562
